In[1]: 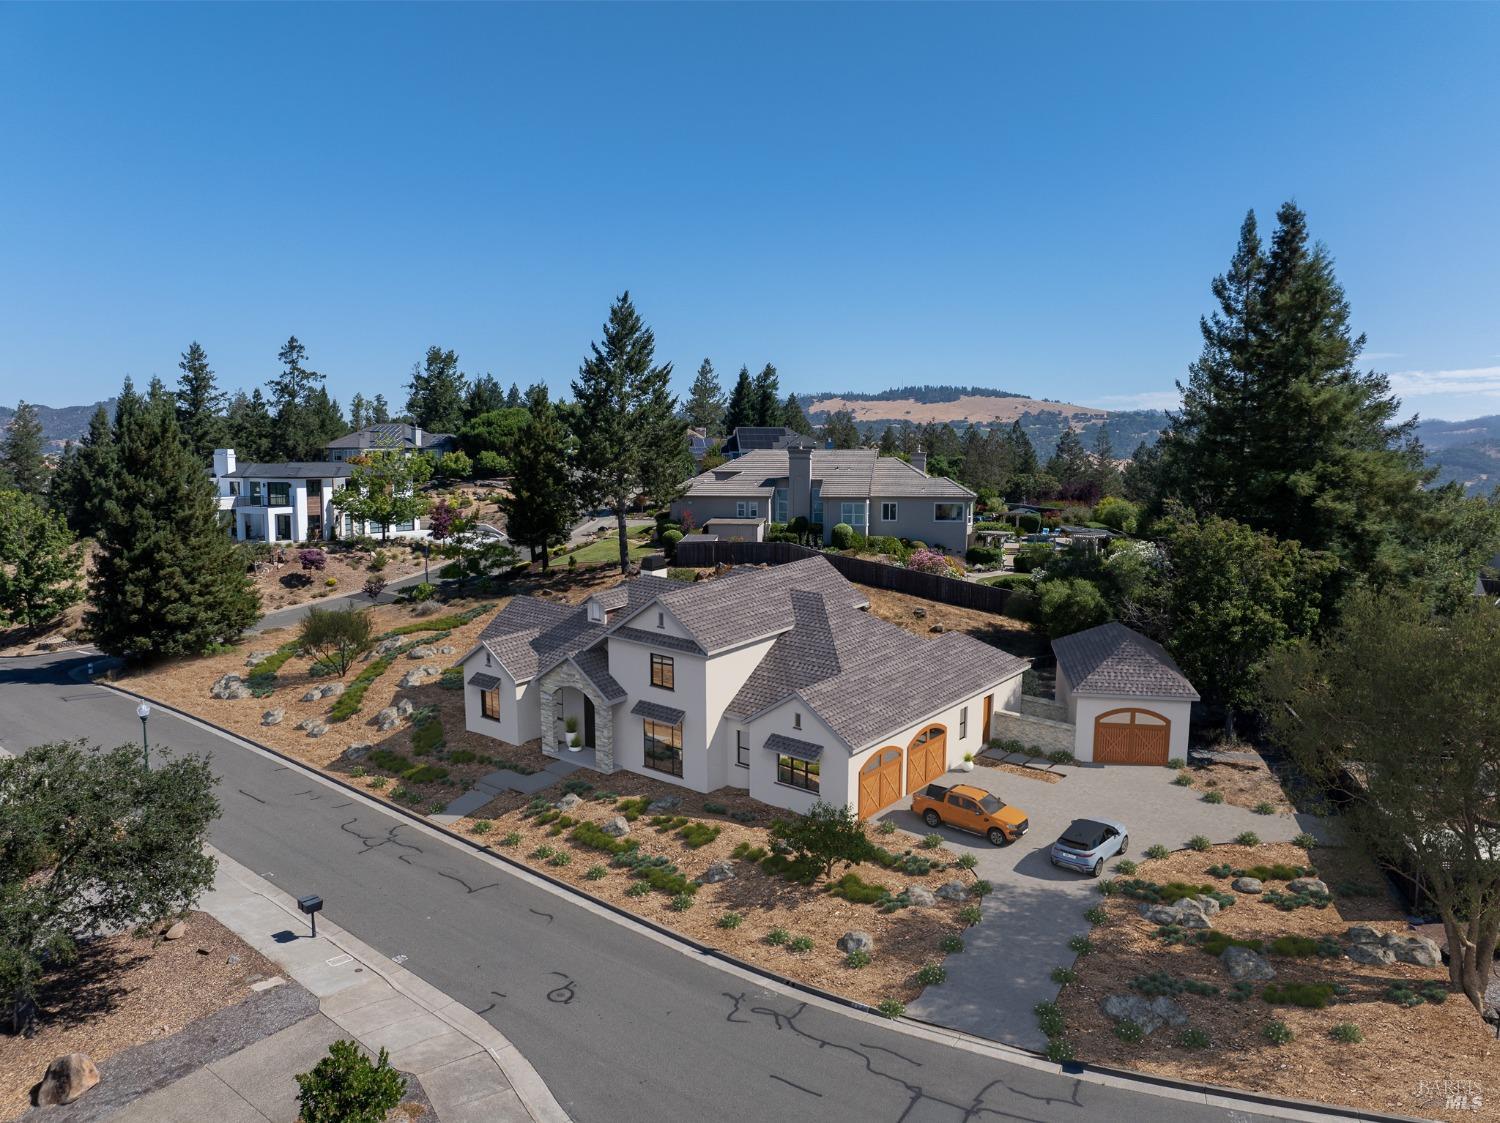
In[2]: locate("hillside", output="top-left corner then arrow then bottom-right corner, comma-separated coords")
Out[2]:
0,398 -> 116,450
1416,415 -> 1500,496
802,389 -> 1104,426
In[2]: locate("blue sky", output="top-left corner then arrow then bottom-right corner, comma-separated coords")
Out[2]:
2,3 -> 1497,420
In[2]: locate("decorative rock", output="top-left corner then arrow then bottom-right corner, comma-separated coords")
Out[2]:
210,673 -> 252,700
1220,945 -> 1277,982
1346,924 -> 1383,944
701,861 -> 736,884
936,880 -> 969,902
375,707 -> 401,732
1287,877 -> 1330,896
408,645 -> 436,659
929,624 -> 946,634
646,795 -> 681,813
396,698 -> 415,717
33,1053 -> 99,1107
226,954 -> 241,966
305,721 -> 328,738
837,930 -> 875,955
1346,941 -> 1396,966
1099,994 -> 1188,1036
246,650 -> 276,668
1190,894 -> 1222,917
374,637 -> 404,656
1231,877 -> 1263,894
906,885 -> 936,908
1171,901 -> 1214,930
436,645 -> 455,655
399,666 -> 440,688
295,718 -> 315,730
912,607 -> 927,619
600,816 -> 631,837
164,920 -> 186,940
323,682 -> 345,697
555,793 -> 583,811
301,688 -> 324,702
1140,903 -> 1181,925
1385,932 -> 1442,968
261,708 -> 285,726
343,743 -> 372,761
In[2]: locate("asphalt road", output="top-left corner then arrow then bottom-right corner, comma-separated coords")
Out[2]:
0,652 -> 1306,1123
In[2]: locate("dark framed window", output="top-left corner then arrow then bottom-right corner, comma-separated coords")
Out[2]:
777,755 -> 820,793
960,706 -> 968,739
736,730 -> 749,769
481,688 -> 500,721
650,653 -> 675,690
268,482 -> 291,506
935,502 -> 964,522
643,720 -> 683,777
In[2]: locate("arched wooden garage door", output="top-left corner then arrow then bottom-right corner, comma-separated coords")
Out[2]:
1093,708 -> 1169,765
906,725 -> 947,791
858,747 -> 903,819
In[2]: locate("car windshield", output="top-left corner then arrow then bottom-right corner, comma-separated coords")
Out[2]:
979,795 -> 1004,814
1061,821 -> 1107,850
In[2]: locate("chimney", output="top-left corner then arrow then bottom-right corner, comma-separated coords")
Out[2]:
213,448 -> 235,478
911,446 -> 927,475
788,443 -> 813,521
411,424 -> 423,450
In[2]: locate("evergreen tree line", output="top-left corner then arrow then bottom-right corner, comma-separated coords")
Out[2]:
683,359 -> 814,440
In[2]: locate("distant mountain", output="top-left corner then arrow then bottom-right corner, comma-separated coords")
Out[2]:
1417,415 -> 1500,496
0,398 -> 116,450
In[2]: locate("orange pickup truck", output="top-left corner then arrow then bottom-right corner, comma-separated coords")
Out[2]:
911,783 -> 1029,846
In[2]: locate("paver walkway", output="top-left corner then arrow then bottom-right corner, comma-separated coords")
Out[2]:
432,756 -> 582,825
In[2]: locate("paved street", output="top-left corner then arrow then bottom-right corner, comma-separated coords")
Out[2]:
0,652 -> 1326,1123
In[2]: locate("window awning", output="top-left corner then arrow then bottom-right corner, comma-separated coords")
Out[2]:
764,733 -> 823,762
631,699 -> 685,725
467,673 -> 502,690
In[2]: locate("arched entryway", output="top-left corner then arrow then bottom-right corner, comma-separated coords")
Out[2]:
1093,708 -> 1169,765
906,724 -> 947,791
858,747 -> 903,819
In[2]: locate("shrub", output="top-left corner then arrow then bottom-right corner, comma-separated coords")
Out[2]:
660,528 -> 684,558
716,911 -> 744,929
1164,758 -> 1185,770
670,892 -> 694,912
1228,980 -> 1254,1002
1252,801 -> 1276,815
436,450 -> 473,479
1197,931 -> 1264,956
1292,832 -> 1318,849
1037,577 -> 1111,639
876,998 -> 905,1019
1144,844 -> 1170,859
499,831 -> 521,846
940,934 -> 966,954
958,905 -> 982,925
1172,773 -> 1194,787
1044,1037 -> 1075,1063
1234,831 -> 1261,846
970,879 -> 993,898
1262,1020 -> 1294,1045
1201,791 -> 1225,805
876,820 -> 897,836
368,550 -> 389,573
297,607 -> 375,677
1113,859 -> 1137,875
913,963 -> 946,986
1384,981 -> 1449,1007
921,833 -> 943,850
965,545 -> 1003,567
548,852 -> 572,867
1262,887 -> 1332,911
296,1039 -> 406,1123
766,927 -> 790,946
529,845 -> 554,860
830,522 -> 856,550
1034,1000 -> 1065,1037
828,872 -> 889,905
1112,1018 -> 1144,1043
1176,1028 -> 1211,1049
1093,496 -> 1140,534
679,821 -> 721,849
474,449 -> 509,477
1131,971 -> 1218,998
1186,835 -> 1211,851
1084,906 -> 1107,925
769,801 -> 874,880
626,880 -> 651,898
584,865 -> 607,881
1067,935 -> 1093,956
1046,749 -> 1076,765
845,949 -> 872,969
1261,982 -> 1335,1009
1051,966 -> 1076,985
411,719 -> 445,755
788,935 -> 814,952
362,574 -> 386,599
407,582 -> 436,602
702,801 -> 727,815
906,548 -> 954,577
1329,1022 -> 1363,1043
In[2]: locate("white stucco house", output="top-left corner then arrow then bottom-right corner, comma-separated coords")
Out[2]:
459,556 -> 1029,817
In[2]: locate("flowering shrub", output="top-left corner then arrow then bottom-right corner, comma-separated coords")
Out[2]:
907,549 -> 954,576
299,548 -> 328,571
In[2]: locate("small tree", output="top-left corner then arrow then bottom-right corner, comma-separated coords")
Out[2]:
1,741 -> 219,1035
0,489 -> 84,629
770,801 -> 873,881
474,450 -> 509,477
296,1039 -> 406,1123
436,450 -> 473,480
335,450 -> 432,543
298,548 -> 327,573
298,607 -> 374,677
1037,577 -> 1112,639
362,575 -> 386,600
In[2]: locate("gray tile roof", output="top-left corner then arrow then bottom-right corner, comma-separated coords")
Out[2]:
1052,622 -> 1199,701
466,672 -> 502,690
477,579 -> 676,683
326,423 -> 456,450
222,461 -> 353,479
610,627 -> 705,655
632,699 -> 685,725
571,645 -> 626,702
764,733 -> 823,762
869,457 -> 975,498
680,448 -> 971,503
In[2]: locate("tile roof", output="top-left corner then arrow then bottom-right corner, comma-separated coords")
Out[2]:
571,645 -> 626,702
764,733 -> 823,762
466,672 -> 502,690
610,627 -> 705,655
477,579 -> 674,682
1051,622 -> 1199,701
326,423 -> 456,450
869,457 -> 976,498
222,462 -> 352,479
632,699 -> 686,725
680,448 -> 971,502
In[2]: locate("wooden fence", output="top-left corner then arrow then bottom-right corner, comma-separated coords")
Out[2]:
673,539 -> 1013,615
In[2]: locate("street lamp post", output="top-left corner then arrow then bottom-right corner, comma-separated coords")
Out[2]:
136,701 -> 151,769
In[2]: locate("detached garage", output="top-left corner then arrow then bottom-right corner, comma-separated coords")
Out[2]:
1052,623 -> 1198,764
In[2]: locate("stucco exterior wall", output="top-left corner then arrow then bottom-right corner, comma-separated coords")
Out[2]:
1070,695 -> 1193,763
743,702 -> 847,815
461,655 -> 526,747
848,679 -> 1017,797
608,635 -> 708,791
670,495 -> 766,531
702,637 -> 779,792
871,496 -> 973,554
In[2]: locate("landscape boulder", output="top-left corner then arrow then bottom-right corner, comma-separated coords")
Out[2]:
1099,994 -> 1188,1036
906,885 -> 936,908
1287,877 -> 1330,897
408,645 -> 436,660
1140,903 -> 1182,926
701,861 -> 736,884
600,816 -> 631,838
436,645 -> 456,655
399,666 -> 440,689
33,1054 -> 99,1107
646,795 -> 681,813
245,650 -> 276,668
837,931 -> 875,955
304,721 -> 328,738
396,698 -> 415,717
1189,894 -> 1222,917
1220,945 -> 1276,983
555,793 -> 583,811
164,920 -> 186,940
936,880 -> 969,902
1385,932 -> 1443,968
210,674 -> 253,700
261,708 -> 285,726
912,607 -> 927,619
1345,941 -> 1397,966
343,743 -> 372,761
1231,877 -> 1263,894
375,707 -> 402,732
373,637 -> 404,657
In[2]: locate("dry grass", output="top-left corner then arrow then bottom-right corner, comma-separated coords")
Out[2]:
1058,842 -> 1500,1121
1175,757 -> 1296,814
859,584 -> 1042,660
806,394 -> 1104,426
0,912 -> 279,1121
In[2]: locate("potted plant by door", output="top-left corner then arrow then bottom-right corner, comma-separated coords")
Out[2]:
956,751 -> 976,773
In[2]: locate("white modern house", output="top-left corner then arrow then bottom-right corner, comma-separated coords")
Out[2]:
459,556 -> 1029,817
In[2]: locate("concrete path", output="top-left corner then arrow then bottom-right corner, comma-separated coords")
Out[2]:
894,758 -> 1328,1049
433,756 -> 583,825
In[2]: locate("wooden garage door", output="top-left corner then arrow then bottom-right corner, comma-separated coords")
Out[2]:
906,725 -> 947,791
1093,708 -> 1169,765
858,747 -> 903,819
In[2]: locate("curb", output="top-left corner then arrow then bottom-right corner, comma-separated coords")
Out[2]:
87,672 -> 1421,1123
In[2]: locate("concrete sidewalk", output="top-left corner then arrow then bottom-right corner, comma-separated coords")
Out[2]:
195,847 -> 570,1123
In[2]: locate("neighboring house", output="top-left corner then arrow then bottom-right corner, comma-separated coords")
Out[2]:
686,427 -> 714,463
459,556 -> 1027,817
210,447 -> 429,543
670,444 -> 977,553
993,622 -> 1199,764
325,422 -> 458,462
720,426 -> 799,458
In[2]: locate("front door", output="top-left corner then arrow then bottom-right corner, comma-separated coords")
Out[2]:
583,696 -> 596,749
982,694 -> 994,742
275,513 -> 292,541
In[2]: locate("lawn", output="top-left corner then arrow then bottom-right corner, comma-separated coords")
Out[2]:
566,534 -> 653,567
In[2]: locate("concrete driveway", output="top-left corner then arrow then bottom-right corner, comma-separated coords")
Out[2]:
879,759 -> 1327,1049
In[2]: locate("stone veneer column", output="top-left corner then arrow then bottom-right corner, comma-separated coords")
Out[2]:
537,664 -> 616,773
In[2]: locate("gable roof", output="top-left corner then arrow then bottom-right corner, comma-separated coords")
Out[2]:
222,461 -> 353,479
1052,622 -> 1199,701
679,448 -> 972,503
326,423 -> 456,451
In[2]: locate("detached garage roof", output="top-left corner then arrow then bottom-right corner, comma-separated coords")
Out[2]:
1052,622 -> 1199,701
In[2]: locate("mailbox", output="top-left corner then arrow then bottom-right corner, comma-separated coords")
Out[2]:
297,894 -> 323,937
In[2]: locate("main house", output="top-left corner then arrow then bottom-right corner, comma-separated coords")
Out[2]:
459,556 -> 1028,817
325,422 -> 458,462
670,443 -> 977,554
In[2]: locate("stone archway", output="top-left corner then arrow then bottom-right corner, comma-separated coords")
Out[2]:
538,661 -> 616,772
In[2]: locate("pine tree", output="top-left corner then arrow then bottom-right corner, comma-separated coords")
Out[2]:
751,364 -> 780,427
174,342 -> 225,464
371,394 -> 391,423
0,489 -> 84,628
781,392 -> 814,436
61,405 -> 116,535
267,336 -> 329,461
225,390 -> 275,463
87,387 -> 259,658
349,393 -> 369,431
569,292 -> 682,573
1007,420 -> 1038,474
1091,425 -> 1120,496
722,366 -> 755,434
306,388 -> 346,449
463,374 -> 505,421
500,385 -> 575,569
405,346 -> 468,433
878,426 -> 899,455
1,402 -> 47,497
1047,427 -> 1095,501
684,359 -> 726,435
822,410 -> 860,450
503,383 -> 523,409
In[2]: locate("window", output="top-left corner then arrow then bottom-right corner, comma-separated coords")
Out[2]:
774,489 -> 788,524
839,502 -> 866,528
880,501 -> 898,522
268,482 -> 291,507
935,502 -> 964,522
736,729 -> 749,768
792,712 -> 802,730
481,688 -> 500,721
656,611 -> 665,629
248,482 -> 264,505
777,755 -> 820,792
812,494 -> 824,525
587,601 -> 604,623
643,720 -> 683,777
960,705 -> 968,739
734,500 -> 760,518
650,653 -> 675,690
228,481 -> 240,497
394,518 -> 415,533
